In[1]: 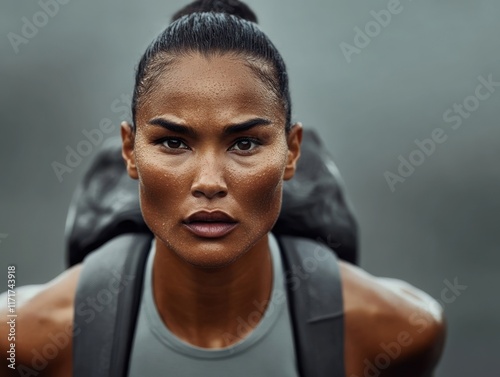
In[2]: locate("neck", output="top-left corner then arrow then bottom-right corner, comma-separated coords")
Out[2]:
152,234 -> 273,349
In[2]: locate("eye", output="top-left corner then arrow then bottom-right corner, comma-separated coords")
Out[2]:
161,138 -> 189,150
229,138 -> 261,153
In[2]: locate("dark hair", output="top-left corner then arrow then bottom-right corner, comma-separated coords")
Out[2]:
131,0 -> 292,132
171,0 -> 258,23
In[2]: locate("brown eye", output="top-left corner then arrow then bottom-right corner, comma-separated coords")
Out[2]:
163,138 -> 188,149
230,138 -> 261,153
237,140 -> 252,150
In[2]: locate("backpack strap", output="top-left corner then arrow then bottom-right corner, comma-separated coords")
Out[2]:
72,233 -> 153,377
277,235 -> 346,377
73,233 -> 345,377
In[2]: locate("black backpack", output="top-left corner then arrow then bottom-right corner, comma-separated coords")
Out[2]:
68,129 -> 356,377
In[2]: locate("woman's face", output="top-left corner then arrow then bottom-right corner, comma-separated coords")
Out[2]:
122,52 -> 302,268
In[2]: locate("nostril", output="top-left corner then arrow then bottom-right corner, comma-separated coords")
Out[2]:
192,188 -> 228,199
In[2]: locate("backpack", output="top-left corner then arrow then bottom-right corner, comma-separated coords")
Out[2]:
68,129 -> 355,376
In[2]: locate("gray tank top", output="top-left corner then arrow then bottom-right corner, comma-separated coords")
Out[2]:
127,232 -> 300,376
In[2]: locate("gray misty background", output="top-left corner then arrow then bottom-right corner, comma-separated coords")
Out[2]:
1,0 -> 499,375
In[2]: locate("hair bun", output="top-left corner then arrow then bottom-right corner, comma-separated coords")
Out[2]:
171,0 -> 258,23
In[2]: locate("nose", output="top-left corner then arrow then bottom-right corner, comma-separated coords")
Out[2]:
190,153 -> 228,199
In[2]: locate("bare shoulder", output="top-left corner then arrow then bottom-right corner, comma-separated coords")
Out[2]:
0,264 -> 82,377
339,261 -> 446,377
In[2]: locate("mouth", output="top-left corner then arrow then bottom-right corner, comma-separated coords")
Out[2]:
182,210 -> 238,238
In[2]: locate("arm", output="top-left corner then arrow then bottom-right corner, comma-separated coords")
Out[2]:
341,262 -> 446,377
0,265 -> 82,377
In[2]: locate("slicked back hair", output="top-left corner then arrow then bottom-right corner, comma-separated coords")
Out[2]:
132,7 -> 291,132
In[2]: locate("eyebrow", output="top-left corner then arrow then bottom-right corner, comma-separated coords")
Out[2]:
147,117 -> 272,136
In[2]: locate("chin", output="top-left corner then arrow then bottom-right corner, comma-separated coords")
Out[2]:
175,242 -> 248,269
153,220 -> 273,269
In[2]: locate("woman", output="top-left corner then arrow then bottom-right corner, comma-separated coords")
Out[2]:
1,1 -> 445,376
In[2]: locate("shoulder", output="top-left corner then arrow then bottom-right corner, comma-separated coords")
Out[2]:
0,264 -> 82,376
339,261 -> 446,377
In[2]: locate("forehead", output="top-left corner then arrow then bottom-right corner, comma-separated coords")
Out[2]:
136,53 -> 283,125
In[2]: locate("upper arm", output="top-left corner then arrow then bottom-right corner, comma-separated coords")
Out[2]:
341,262 -> 446,377
1,285 -> 46,376
374,277 -> 446,376
0,265 -> 82,376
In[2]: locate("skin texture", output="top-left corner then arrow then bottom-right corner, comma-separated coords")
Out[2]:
124,52 -> 302,346
0,53 -> 445,377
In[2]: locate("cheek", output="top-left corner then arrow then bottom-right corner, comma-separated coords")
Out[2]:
134,146 -> 187,226
227,148 -> 287,219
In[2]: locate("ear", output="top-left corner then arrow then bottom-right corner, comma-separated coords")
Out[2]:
283,122 -> 303,181
121,121 -> 139,180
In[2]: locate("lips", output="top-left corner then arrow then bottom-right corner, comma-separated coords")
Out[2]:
183,210 -> 238,238
184,210 -> 236,224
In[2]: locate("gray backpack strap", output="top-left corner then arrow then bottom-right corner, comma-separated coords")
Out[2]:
277,235 -> 346,377
73,233 -> 153,377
